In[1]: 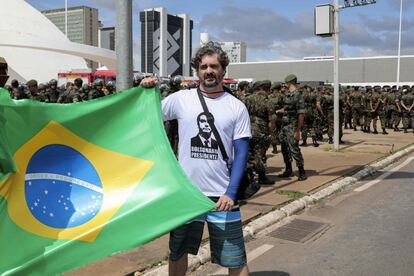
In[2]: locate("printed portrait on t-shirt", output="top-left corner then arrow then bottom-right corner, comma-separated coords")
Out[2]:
190,112 -> 219,160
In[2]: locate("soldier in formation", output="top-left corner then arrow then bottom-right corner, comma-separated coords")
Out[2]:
6,77 -> 118,104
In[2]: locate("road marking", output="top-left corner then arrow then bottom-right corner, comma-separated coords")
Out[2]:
210,244 -> 274,275
354,157 -> 414,192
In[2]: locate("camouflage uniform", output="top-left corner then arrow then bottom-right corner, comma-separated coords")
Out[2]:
400,90 -> 414,133
349,89 -> 364,131
394,90 -> 403,131
362,90 -> 373,133
321,90 -> 343,143
278,86 -> 306,177
371,89 -> 388,134
385,89 -> 399,130
245,86 -> 273,184
301,89 -> 319,146
343,89 -> 353,129
268,82 -> 283,153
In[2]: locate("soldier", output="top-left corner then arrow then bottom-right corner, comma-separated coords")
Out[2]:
47,79 -> 60,103
260,80 -> 273,160
234,81 -> 249,102
371,87 -> 388,134
385,87 -> 398,131
400,88 -> 414,133
38,83 -> 51,102
80,83 -> 90,101
268,82 -> 283,153
277,74 -> 306,181
26,79 -> 48,102
301,85 -> 319,147
245,81 -> 273,184
11,84 -> 28,100
106,81 -> 116,95
88,79 -> 106,100
349,86 -> 364,131
394,87 -> 403,131
343,88 -> 353,129
133,72 -> 143,87
362,87 -> 373,133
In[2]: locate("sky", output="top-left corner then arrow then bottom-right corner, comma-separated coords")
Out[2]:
25,0 -> 414,69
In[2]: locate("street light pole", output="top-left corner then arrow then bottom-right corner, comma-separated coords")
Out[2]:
396,0 -> 403,89
65,0 -> 68,37
116,0 -> 133,91
333,0 -> 340,151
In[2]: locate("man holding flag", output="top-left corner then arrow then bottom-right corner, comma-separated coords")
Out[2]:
142,41 -> 251,276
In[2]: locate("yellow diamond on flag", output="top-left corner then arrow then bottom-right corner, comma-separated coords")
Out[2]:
0,121 -> 153,242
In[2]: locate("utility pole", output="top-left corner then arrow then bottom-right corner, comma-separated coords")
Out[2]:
315,0 -> 377,151
116,0 -> 133,91
396,0 -> 403,89
333,0 -> 340,151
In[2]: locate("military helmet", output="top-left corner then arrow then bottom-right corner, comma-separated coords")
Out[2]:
49,79 -> 58,86
252,81 -> 262,91
106,80 -> 115,88
187,81 -> 197,89
260,80 -> 272,90
26,79 -> 38,87
170,75 -> 182,86
11,79 -> 19,88
74,78 -> 83,87
94,79 -> 103,86
284,74 -> 297,84
82,83 -> 90,91
38,83 -> 47,90
238,81 -> 249,90
271,82 -> 282,90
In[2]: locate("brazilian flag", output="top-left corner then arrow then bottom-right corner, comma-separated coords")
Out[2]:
0,87 -> 215,275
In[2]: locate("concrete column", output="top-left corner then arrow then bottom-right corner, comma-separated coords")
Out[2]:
116,0 -> 133,91
156,8 -> 167,77
179,14 -> 190,77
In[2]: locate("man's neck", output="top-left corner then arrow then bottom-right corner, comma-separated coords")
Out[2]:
199,83 -> 225,99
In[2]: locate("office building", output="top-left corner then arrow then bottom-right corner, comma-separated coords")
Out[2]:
218,41 -> 247,63
140,8 -> 193,77
100,27 -> 115,51
42,6 -> 100,69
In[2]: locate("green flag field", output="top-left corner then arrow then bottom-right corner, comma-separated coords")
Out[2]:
0,87 -> 215,275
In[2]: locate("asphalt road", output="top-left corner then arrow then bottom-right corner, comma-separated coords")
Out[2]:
192,153 -> 414,276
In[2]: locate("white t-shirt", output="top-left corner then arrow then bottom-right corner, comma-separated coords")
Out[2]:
162,88 -> 251,197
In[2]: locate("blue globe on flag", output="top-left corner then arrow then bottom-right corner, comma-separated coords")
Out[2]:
25,144 -> 103,228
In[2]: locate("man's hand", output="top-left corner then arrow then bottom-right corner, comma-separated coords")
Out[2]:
215,195 -> 234,212
294,130 -> 300,142
140,77 -> 159,88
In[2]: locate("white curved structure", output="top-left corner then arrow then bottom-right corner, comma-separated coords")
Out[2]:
0,0 -> 116,83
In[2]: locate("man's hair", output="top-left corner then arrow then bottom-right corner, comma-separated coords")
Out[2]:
74,78 -> 83,88
191,41 -> 229,72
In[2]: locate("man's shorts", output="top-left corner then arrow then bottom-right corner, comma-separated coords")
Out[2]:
169,207 -> 247,268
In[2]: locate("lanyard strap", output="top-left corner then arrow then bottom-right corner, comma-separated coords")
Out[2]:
196,88 -> 230,168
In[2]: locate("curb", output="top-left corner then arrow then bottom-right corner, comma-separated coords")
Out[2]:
142,144 -> 414,276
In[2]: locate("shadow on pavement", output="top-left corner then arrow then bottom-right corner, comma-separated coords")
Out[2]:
384,171 -> 414,180
250,271 -> 290,276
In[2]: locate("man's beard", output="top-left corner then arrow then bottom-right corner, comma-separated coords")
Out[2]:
202,74 -> 219,88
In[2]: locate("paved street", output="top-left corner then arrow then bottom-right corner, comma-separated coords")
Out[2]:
67,130 -> 414,276
193,153 -> 414,276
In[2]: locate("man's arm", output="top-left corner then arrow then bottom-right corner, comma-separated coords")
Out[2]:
400,100 -> 409,111
216,137 -> 249,211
